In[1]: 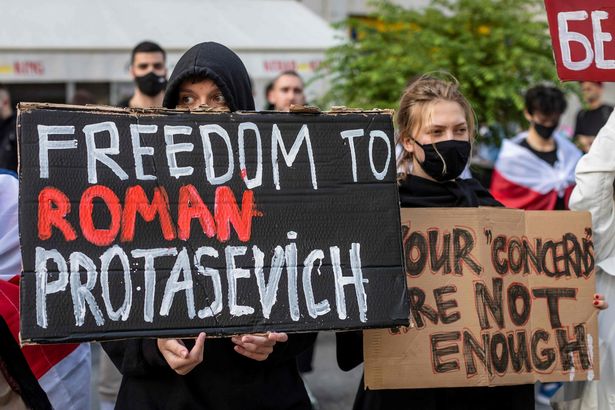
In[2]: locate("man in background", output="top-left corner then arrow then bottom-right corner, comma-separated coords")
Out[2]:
267,70 -> 306,111
119,41 -> 167,108
267,69 -> 319,408
574,81 -> 613,153
491,85 -> 583,405
0,84 -> 17,172
491,85 -> 581,210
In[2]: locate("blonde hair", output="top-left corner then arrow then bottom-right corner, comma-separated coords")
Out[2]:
396,74 -> 476,180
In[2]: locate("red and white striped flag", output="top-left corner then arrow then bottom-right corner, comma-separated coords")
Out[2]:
0,171 -> 91,410
490,132 -> 582,210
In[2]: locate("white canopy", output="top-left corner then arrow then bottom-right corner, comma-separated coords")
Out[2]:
0,0 -> 340,82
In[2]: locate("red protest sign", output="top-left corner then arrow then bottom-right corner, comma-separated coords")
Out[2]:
545,0 -> 615,81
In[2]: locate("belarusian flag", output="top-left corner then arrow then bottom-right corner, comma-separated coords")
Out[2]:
490,132 -> 581,210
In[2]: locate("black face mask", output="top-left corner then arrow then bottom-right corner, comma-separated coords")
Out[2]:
135,72 -> 167,97
533,122 -> 558,140
414,139 -> 471,181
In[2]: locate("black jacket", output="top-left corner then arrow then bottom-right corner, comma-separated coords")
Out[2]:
338,175 -> 533,410
105,334 -> 315,410
105,42 -> 313,410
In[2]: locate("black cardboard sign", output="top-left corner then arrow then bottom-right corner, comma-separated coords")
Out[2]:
18,104 -> 409,343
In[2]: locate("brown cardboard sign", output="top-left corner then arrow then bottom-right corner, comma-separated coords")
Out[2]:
18,103 -> 410,343
365,207 -> 599,389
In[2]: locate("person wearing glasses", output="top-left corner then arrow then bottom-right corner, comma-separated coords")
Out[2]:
119,41 -> 168,108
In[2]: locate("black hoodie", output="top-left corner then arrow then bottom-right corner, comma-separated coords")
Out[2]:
162,42 -> 255,111
104,42 -> 314,410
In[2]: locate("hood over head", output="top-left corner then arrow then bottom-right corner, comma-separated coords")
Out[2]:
163,42 -> 254,111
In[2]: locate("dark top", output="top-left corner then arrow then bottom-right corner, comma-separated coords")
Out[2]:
163,42 -> 254,111
519,138 -> 557,167
398,174 -> 502,208
104,334 -> 316,410
519,139 -> 566,210
337,175 -> 534,410
575,104 -> 613,137
117,96 -> 132,108
0,113 -> 17,172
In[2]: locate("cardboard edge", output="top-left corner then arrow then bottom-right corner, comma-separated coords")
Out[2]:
20,317 -> 410,345
17,102 -> 395,117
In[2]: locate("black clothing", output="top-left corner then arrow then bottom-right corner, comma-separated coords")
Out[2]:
0,317 -> 52,410
519,139 -> 566,210
163,42 -> 254,111
105,42 -> 313,410
105,335 -> 316,410
117,96 -> 132,108
575,104 -> 613,137
350,381 -> 534,410
520,139 -> 557,167
338,175 -> 534,410
398,174 -> 501,208
296,343 -> 315,373
0,113 -> 17,172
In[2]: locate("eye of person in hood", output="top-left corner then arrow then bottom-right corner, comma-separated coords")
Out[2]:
177,78 -> 227,110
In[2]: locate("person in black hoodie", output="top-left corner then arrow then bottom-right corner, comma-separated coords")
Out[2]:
336,75 -> 535,410
103,42 -> 315,410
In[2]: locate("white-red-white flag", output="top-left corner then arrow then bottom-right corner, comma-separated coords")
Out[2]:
490,132 -> 581,210
0,171 -> 91,410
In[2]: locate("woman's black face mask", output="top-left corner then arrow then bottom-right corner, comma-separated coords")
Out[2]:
412,138 -> 471,181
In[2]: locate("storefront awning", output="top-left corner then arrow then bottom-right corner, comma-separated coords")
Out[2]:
0,0 -> 341,82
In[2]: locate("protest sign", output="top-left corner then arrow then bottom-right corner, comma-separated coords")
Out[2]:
545,0 -> 615,81
18,103 -> 409,344
364,207 -> 599,388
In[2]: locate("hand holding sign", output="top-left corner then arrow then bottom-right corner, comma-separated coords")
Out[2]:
158,332 -> 206,375
231,332 -> 288,361
594,293 -> 608,309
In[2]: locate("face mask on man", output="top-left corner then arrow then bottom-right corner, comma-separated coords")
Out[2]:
585,93 -> 600,104
135,72 -> 167,97
412,138 -> 471,181
533,122 -> 557,140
